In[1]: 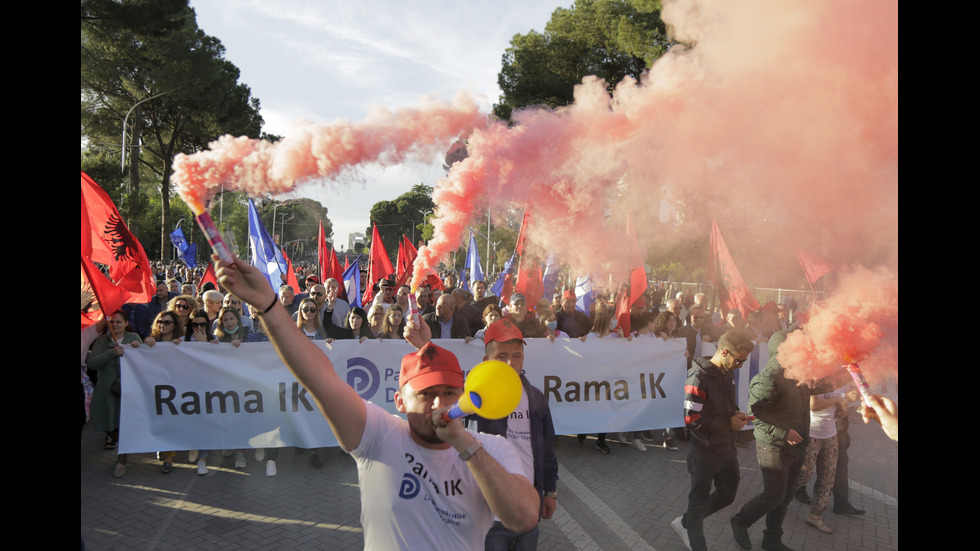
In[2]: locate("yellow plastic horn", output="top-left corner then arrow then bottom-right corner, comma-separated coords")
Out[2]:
443,360 -> 522,421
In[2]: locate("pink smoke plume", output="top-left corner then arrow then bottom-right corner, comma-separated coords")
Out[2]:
413,0 -> 896,310
171,92 -> 486,213
776,266 -> 898,385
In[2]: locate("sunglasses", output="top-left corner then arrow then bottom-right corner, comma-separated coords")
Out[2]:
175,304 -> 189,310
157,319 -> 174,326
191,322 -> 208,328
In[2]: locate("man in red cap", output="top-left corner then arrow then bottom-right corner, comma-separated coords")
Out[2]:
213,254 -> 539,550
470,318 -> 558,551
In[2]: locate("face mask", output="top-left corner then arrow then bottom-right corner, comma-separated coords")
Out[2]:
609,318 -> 618,330
546,320 -> 557,331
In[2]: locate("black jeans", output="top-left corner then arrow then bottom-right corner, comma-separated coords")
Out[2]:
736,443 -> 806,541
685,441 -> 740,551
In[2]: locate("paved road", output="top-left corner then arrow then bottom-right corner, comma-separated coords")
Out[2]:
82,410 -> 897,550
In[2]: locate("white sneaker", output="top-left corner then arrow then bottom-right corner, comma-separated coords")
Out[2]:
631,438 -> 648,452
197,458 -> 208,476
234,451 -> 247,469
618,432 -> 631,444
255,448 -> 265,462
266,460 -> 277,477
671,516 -> 692,551
187,450 -> 199,463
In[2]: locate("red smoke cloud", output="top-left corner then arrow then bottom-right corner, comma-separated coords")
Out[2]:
171,93 -> 486,212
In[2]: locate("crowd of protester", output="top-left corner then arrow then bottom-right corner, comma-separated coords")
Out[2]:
82,258 -> 894,548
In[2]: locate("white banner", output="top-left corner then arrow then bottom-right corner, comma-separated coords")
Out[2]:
119,337 -> 700,454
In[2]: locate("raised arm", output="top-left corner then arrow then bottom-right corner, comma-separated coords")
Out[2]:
215,255 -> 366,451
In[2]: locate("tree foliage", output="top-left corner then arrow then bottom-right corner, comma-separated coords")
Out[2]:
367,184 -> 436,261
493,0 -> 676,120
81,0 -> 263,261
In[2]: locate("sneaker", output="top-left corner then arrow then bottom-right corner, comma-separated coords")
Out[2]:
197,458 -> 209,476
671,516 -> 692,551
730,514 -> 752,550
595,441 -> 611,454
187,450 -> 199,463
113,462 -> 126,478
618,432 -> 631,444
235,451 -> 247,469
104,435 -> 117,450
805,514 -> 833,534
631,438 -> 648,452
161,461 -> 173,474
309,451 -> 323,469
663,438 -> 678,451
266,460 -> 277,477
255,448 -> 265,462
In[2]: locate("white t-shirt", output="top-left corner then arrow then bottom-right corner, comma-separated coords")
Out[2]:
809,387 -> 843,440
350,400 -> 527,550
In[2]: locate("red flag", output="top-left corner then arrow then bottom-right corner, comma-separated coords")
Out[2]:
424,272 -> 445,291
81,172 -> 155,303
614,284 -> 632,336
514,208 -> 532,258
625,213 -> 648,307
795,250 -> 838,288
81,257 -> 129,329
318,221 -> 329,282
395,236 -> 418,288
362,223 -> 395,304
709,219 -> 760,319
282,250 -> 301,293
515,258 -> 543,312
200,262 -> 218,291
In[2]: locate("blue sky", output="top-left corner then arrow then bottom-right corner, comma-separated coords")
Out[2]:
190,0 -> 567,248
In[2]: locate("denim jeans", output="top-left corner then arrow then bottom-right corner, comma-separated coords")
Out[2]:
485,520 -> 540,551
736,443 -> 806,541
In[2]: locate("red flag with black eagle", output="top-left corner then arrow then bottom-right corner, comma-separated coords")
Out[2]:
81,172 -> 155,327
709,219 -> 760,319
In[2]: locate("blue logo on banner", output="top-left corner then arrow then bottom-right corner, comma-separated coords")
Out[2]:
399,473 -> 421,499
347,357 -> 381,399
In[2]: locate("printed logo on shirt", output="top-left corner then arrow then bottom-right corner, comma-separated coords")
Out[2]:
399,473 -> 421,499
346,357 -> 380,399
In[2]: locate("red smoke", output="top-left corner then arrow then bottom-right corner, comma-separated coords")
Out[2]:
413,0 -> 897,292
777,266 -> 898,385
171,92 -> 486,213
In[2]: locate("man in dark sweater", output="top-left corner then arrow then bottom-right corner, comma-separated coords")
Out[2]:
730,330 -> 829,551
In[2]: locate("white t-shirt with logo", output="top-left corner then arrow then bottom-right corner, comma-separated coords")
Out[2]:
350,400 -> 526,550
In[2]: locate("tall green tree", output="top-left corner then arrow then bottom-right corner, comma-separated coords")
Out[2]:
81,0 -> 264,261
367,184 -> 436,262
493,0 -> 676,121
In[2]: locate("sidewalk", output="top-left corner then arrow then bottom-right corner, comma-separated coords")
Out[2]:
82,410 -> 897,550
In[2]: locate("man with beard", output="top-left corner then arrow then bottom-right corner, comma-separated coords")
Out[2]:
214,253 -> 539,550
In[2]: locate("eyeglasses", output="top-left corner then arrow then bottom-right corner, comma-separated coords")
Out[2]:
190,322 -> 208,328
724,349 -> 748,366
302,307 -> 318,313
175,303 -> 189,310
157,319 -> 174,326
225,300 -> 240,305
309,291 -> 324,297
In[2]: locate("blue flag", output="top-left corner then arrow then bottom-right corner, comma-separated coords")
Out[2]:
247,199 -> 287,292
542,250 -> 558,300
169,227 -> 197,268
460,230 -> 484,292
490,251 -> 516,303
342,254 -> 363,309
575,274 -> 596,315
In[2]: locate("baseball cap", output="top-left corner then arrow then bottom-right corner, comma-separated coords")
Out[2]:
562,290 -> 576,301
510,293 -> 527,304
400,343 -> 464,390
483,318 -> 527,346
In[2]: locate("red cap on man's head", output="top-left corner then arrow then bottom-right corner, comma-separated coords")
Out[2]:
562,290 -> 576,301
400,343 -> 464,390
483,318 -> 527,346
